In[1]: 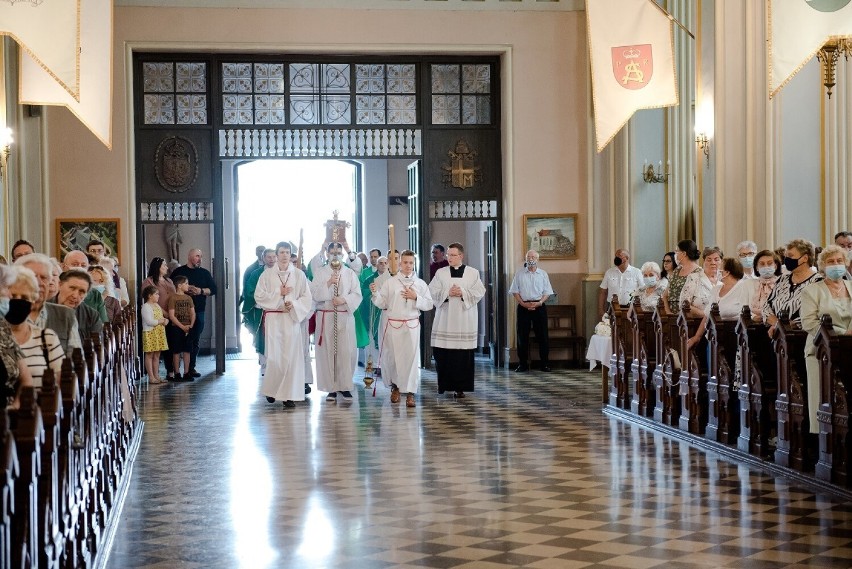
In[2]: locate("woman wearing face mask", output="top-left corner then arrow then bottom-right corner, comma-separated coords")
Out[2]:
800,245 -> 852,436
88,266 -> 121,322
679,246 -> 722,318
638,261 -> 667,311
663,240 -> 702,314
0,265 -> 34,406
763,239 -> 819,336
686,258 -> 752,349
736,241 -> 759,279
5,266 -> 63,389
749,250 -> 781,322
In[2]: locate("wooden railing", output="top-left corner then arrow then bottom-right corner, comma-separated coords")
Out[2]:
0,305 -> 141,568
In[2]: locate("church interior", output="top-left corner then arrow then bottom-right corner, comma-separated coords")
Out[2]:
2,0 -> 852,567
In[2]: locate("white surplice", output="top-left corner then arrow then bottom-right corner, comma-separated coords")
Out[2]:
310,263 -> 362,392
255,264 -> 312,401
429,265 -> 486,349
372,272 -> 434,393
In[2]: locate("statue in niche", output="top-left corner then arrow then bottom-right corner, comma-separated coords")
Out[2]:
165,223 -> 182,262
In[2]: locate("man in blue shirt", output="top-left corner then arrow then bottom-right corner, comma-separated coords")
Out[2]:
508,250 -> 554,372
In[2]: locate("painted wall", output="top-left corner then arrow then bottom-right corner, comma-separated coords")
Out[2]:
779,59 -> 821,246
42,5 -> 587,283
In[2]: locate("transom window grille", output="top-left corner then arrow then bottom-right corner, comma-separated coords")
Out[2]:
222,62 -> 288,125
355,64 -> 417,125
431,63 -> 491,125
143,62 -> 208,125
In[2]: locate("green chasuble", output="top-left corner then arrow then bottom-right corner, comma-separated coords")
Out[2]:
358,267 -> 378,349
242,264 -> 265,354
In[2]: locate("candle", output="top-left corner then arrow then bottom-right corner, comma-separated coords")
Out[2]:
388,224 -> 397,276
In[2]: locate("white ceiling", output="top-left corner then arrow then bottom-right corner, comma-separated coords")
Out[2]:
114,0 -> 583,11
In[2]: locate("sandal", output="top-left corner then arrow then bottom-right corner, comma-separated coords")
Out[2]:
390,385 -> 400,404
406,394 -> 416,408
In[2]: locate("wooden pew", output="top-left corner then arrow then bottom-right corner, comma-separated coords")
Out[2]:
772,313 -> 808,467
608,297 -> 632,409
705,303 -> 741,444
0,408 -> 17,569
36,367 -> 63,568
8,386 -> 43,569
814,315 -> 852,485
653,303 -> 682,426
629,297 -> 657,417
676,301 -> 706,434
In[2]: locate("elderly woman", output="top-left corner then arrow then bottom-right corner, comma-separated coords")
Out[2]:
663,240 -> 702,314
47,257 -> 62,300
0,265 -> 34,406
749,250 -> 781,322
736,240 -> 759,279
6,266 -> 64,389
89,265 -> 122,322
764,238 -> 820,335
679,246 -> 722,318
637,261 -> 668,311
687,257 -> 753,349
800,245 -> 852,435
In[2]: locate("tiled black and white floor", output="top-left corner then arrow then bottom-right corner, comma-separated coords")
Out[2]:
105,357 -> 852,568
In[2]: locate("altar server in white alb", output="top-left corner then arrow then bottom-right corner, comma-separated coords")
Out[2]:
370,250 -> 434,408
310,241 -> 362,401
255,241 -> 313,409
429,242 -> 486,399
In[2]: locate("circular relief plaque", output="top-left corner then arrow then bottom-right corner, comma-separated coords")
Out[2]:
805,0 -> 851,12
154,136 -> 198,193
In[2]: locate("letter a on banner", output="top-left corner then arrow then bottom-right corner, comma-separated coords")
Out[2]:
0,0 -> 81,100
587,0 -> 678,152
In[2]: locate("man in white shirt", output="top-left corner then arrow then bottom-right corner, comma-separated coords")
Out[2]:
598,248 -> 643,316
508,250 -> 554,372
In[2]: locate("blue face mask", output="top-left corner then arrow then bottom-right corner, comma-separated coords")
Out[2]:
740,255 -> 755,269
758,266 -> 776,279
643,276 -> 657,287
0,298 -> 9,317
93,284 -> 106,294
825,265 -> 847,281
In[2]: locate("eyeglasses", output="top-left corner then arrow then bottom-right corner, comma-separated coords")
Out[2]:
737,252 -> 756,258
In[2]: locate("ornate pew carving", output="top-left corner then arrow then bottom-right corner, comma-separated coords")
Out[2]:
630,297 -> 657,417
653,304 -> 681,426
705,303 -> 740,444
608,296 -> 632,409
677,301 -> 706,434
814,315 -> 852,485
772,313 -> 808,466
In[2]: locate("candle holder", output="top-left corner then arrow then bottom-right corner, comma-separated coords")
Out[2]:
642,161 -> 669,184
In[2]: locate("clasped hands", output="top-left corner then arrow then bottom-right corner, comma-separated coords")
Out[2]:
522,300 -> 540,311
449,284 -> 463,298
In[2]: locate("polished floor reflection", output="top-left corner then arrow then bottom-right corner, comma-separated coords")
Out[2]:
106,357 -> 852,568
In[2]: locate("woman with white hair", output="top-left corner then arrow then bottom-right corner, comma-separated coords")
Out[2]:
800,244 -> 852,435
637,261 -> 668,311
5,266 -> 63,389
88,266 -> 122,322
736,240 -> 758,279
0,265 -> 34,405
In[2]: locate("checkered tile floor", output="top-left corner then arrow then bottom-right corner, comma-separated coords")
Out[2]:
105,358 -> 852,568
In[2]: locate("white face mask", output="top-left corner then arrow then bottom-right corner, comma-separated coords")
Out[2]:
643,276 -> 657,287
758,266 -> 776,279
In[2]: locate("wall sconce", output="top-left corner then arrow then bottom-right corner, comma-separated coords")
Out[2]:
642,160 -> 669,184
0,127 -> 12,183
695,132 -> 710,168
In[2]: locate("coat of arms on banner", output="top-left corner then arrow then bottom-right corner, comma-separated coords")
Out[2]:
611,44 -> 653,90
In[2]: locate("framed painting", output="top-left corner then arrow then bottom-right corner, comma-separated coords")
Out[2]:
56,218 -> 120,259
523,214 -> 578,260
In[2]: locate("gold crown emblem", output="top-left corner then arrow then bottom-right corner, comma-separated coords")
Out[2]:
623,48 -> 641,59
